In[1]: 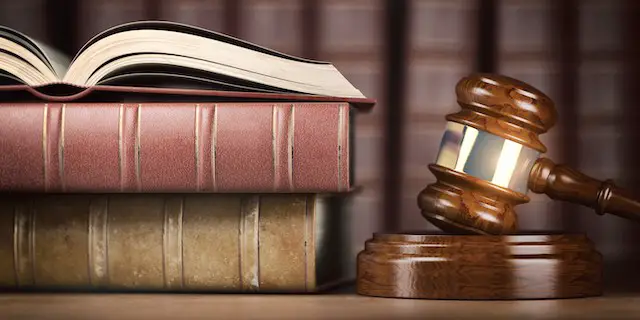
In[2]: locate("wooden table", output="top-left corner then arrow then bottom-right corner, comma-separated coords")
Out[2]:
1,287 -> 639,319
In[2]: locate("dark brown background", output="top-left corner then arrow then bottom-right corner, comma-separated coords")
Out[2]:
1,0 -> 639,287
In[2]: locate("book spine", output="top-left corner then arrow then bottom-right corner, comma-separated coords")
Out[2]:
0,102 -> 350,193
0,193 -> 346,292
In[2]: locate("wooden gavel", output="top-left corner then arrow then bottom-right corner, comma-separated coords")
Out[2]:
418,73 -> 640,235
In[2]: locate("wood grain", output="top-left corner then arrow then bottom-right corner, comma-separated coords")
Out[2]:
530,157 -> 640,223
418,164 -> 527,235
0,193 -> 350,292
418,73 -> 556,235
422,73 -> 640,235
5,288 -> 640,320
451,73 -> 557,153
357,233 -> 602,300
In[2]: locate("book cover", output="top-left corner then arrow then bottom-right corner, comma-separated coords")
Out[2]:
0,193 -> 351,292
0,102 -> 361,193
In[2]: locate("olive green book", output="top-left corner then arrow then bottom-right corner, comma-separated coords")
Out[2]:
0,193 -> 351,292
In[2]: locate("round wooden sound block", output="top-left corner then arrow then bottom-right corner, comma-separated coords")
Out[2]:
356,233 -> 603,300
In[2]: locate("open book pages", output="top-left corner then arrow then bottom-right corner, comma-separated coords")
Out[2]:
0,21 -> 364,98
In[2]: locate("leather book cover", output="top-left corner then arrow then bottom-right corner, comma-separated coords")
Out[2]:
0,100 -> 363,193
0,193 -> 351,292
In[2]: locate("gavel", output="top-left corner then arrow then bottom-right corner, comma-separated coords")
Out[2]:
418,73 -> 640,235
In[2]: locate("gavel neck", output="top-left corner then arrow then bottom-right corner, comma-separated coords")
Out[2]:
528,157 -> 640,222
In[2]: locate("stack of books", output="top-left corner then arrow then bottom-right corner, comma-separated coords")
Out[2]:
0,21 -> 374,292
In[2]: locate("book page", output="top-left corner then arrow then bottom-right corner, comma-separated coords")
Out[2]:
32,39 -> 71,78
73,20 -> 329,65
0,70 -> 23,84
67,28 -> 364,97
0,26 -> 70,79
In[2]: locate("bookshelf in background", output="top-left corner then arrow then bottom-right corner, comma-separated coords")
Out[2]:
621,0 -> 640,269
399,0 -> 478,231
158,0 -> 226,34
575,0 -> 627,264
161,0 -> 301,59
0,0 -> 48,42
77,0 -> 148,47
77,0 -> 228,47
239,0 -> 302,56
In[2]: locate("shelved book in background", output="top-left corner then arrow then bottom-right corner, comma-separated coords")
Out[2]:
0,20 -> 373,292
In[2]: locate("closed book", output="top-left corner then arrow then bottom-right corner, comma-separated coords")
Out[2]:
0,193 -> 351,292
0,101 -> 360,193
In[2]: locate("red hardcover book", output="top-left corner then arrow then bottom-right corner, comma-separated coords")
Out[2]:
0,20 -> 375,193
0,98 -> 371,193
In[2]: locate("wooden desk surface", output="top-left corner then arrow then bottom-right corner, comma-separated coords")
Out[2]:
1,288 -> 639,320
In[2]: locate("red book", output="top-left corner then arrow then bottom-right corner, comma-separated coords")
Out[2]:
0,20 -> 376,193
0,98 -> 369,193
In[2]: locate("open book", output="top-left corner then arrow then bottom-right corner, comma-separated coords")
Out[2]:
0,21 -> 364,98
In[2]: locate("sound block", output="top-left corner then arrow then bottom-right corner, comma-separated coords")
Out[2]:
356,232 -> 603,300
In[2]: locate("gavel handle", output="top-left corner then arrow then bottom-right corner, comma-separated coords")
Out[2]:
528,157 -> 640,222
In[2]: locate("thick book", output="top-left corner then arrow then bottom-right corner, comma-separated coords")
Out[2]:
0,101 -> 359,193
0,20 -> 364,99
0,193 -> 351,292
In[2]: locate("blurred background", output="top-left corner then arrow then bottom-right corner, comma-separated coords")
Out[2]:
1,0 -> 639,289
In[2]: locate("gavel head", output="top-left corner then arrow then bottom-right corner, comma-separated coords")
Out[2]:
418,73 -> 558,235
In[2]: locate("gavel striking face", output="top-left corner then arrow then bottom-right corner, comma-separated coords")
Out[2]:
418,73 -> 640,235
